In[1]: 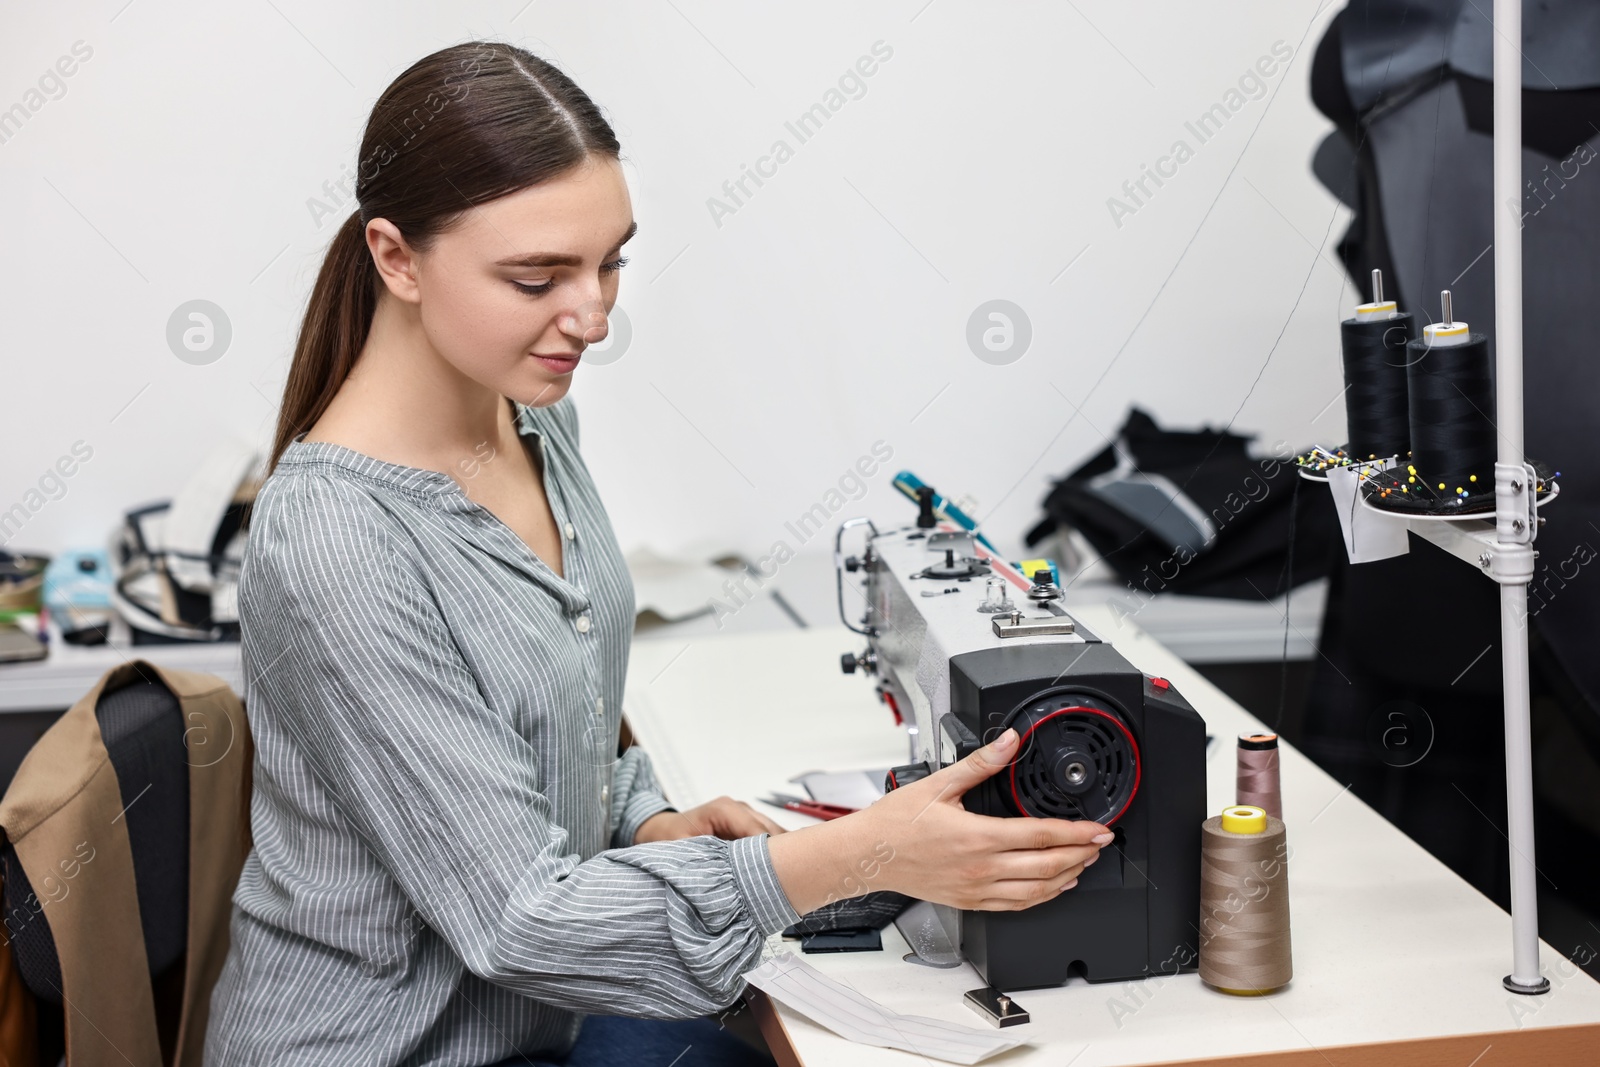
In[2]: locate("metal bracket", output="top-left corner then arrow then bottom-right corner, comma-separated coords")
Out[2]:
1482,542 -> 1537,585
1405,461 -> 1542,585
991,608 -> 1075,638
1406,520 -> 1537,586
1495,461 -> 1539,546
964,986 -> 1030,1028
926,530 -> 975,553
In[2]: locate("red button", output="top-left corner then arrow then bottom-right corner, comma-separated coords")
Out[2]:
1150,677 -> 1170,690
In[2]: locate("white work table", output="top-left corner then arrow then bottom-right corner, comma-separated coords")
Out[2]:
622,607 -> 1600,1066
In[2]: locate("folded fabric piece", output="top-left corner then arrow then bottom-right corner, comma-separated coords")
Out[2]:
782,890 -> 911,937
1026,408 -> 1337,599
743,952 -> 1027,1064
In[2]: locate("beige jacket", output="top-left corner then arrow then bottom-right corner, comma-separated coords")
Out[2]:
0,661 -> 252,1066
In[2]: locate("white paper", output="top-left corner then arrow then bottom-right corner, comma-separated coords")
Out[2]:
625,547 -> 730,622
1326,465 -> 1410,563
792,769 -> 886,810
743,952 -> 1028,1064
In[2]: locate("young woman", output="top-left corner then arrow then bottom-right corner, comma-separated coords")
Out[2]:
204,41 -> 1111,1067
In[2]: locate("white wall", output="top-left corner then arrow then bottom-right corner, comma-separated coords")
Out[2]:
0,0 -> 1351,566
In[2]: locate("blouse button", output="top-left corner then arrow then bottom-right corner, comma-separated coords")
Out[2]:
564,522 -> 576,541
575,614 -> 591,634
595,696 -> 605,717
601,785 -> 610,808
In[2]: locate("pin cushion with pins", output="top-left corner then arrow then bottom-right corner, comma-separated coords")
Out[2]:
1293,445 -> 1350,481
1294,444 -> 1403,481
1360,457 -> 1559,517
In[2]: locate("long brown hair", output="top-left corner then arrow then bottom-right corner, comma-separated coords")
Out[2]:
266,41 -> 622,474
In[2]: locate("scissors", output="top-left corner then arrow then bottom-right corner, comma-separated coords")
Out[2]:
759,792 -> 858,821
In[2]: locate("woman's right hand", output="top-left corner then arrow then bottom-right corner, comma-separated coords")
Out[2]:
863,727 -> 1113,910
768,728 -> 1115,915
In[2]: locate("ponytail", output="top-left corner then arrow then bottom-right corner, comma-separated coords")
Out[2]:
266,211 -> 377,474
260,40 -> 621,479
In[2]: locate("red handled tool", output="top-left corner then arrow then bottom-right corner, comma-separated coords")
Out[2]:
759,793 -> 857,821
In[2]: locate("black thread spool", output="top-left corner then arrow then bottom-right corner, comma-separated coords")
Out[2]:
1405,299 -> 1497,497
1340,311 -> 1417,462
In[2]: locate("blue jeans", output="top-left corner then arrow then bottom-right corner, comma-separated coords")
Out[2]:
482,1013 -> 776,1067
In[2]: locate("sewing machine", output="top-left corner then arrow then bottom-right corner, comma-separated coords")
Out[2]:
834,495 -> 1206,993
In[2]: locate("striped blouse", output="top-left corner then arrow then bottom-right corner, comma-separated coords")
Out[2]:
203,396 -> 800,1066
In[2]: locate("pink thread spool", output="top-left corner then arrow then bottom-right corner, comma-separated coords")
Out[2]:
1236,733 -> 1281,820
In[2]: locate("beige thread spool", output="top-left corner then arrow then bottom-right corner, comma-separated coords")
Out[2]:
1199,805 -> 1292,994
1236,732 -> 1282,819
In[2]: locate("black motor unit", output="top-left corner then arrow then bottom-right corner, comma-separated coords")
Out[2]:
891,641 -> 1206,991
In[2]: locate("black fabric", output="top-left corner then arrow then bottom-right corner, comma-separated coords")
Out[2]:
1311,8 -> 1414,312
1,677 -> 190,1006
0,846 -> 59,1004
1446,0 -> 1600,92
1336,0 -> 1460,113
1297,538 -> 1600,911
782,891 -> 912,937
1335,0 -> 1600,116
1322,1 -> 1600,318
1455,75 -> 1600,160
1027,409 -> 1337,600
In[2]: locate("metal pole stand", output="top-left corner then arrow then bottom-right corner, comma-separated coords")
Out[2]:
1490,462 -> 1549,995
1491,0 -> 1547,995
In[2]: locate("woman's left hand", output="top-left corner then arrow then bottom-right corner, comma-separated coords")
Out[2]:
633,796 -> 787,844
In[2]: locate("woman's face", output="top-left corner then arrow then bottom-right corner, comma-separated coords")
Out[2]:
409,153 -> 635,409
